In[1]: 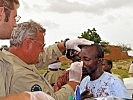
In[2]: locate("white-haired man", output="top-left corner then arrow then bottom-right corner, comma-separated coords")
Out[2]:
2,20 -> 93,100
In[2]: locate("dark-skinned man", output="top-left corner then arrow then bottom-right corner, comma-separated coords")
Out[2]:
79,44 -> 130,99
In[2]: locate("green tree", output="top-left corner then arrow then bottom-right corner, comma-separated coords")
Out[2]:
78,28 -> 110,53
100,41 -> 110,54
118,44 -> 132,52
78,28 -> 101,43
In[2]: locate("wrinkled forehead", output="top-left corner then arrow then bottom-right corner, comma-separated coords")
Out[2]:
80,47 -> 97,57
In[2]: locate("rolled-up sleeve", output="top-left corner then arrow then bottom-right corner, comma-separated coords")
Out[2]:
52,84 -> 74,100
36,44 -> 62,69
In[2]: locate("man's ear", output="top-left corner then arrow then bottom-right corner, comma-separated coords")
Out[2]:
0,7 -> 5,21
98,58 -> 103,65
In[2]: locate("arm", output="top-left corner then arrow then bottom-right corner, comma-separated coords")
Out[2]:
36,39 -> 93,69
52,62 -> 83,100
0,91 -> 55,100
36,44 -> 63,69
67,81 -> 79,90
53,71 -> 69,92
53,71 -> 79,92
0,93 -> 30,100
53,84 -> 75,100
57,42 -> 66,52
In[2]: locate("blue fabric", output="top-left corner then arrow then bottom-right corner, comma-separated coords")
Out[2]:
79,76 -> 90,94
74,85 -> 80,100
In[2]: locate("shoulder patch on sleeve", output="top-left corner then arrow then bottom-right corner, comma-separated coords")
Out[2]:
31,84 -> 42,92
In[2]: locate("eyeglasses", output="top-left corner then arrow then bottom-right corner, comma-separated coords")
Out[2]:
2,0 -> 21,22
15,15 -> 21,22
29,38 -> 46,48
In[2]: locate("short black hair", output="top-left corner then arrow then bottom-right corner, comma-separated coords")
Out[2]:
106,59 -> 113,68
81,43 -> 104,59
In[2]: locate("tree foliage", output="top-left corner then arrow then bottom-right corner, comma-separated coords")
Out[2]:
118,44 -> 132,52
78,28 -> 110,53
78,28 -> 101,43
100,41 -> 110,54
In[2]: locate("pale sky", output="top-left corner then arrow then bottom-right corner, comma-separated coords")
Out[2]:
0,0 -> 133,56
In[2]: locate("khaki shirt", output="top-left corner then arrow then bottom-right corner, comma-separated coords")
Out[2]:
44,69 -> 64,86
35,44 -> 62,70
3,44 -> 74,100
0,51 -> 13,96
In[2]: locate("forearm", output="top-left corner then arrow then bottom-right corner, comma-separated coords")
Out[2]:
67,81 -> 79,91
57,42 -> 65,52
53,84 -> 74,100
0,93 -> 30,100
36,44 -> 63,69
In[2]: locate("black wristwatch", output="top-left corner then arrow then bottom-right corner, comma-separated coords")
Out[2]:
64,38 -> 70,48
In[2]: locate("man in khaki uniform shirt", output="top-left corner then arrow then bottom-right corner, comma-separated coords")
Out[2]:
2,20 -> 93,100
44,61 -> 64,86
0,51 -> 14,96
0,0 -> 20,96
44,69 -> 64,86
3,45 -> 74,100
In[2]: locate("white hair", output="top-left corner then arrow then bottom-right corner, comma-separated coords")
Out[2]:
10,20 -> 45,46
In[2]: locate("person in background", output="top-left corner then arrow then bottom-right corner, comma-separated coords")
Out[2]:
129,61 -> 133,76
2,20 -> 93,100
79,44 -> 130,99
0,0 -> 20,39
0,0 -> 20,96
103,59 -> 122,80
44,59 -> 64,86
123,61 -> 133,98
102,59 -> 112,73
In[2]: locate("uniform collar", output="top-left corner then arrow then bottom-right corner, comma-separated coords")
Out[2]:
2,49 -> 35,70
0,50 -> 12,61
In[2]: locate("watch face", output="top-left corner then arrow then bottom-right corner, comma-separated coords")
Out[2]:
66,49 -> 81,62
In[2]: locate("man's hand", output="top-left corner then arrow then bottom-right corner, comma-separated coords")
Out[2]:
69,61 -> 83,82
66,39 -> 94,52
26,91 -> 55,100
54,61 -> 83,91
80,90 -> 93,100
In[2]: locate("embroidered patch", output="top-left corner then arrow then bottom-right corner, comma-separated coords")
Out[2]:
31,84 -> 42,92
